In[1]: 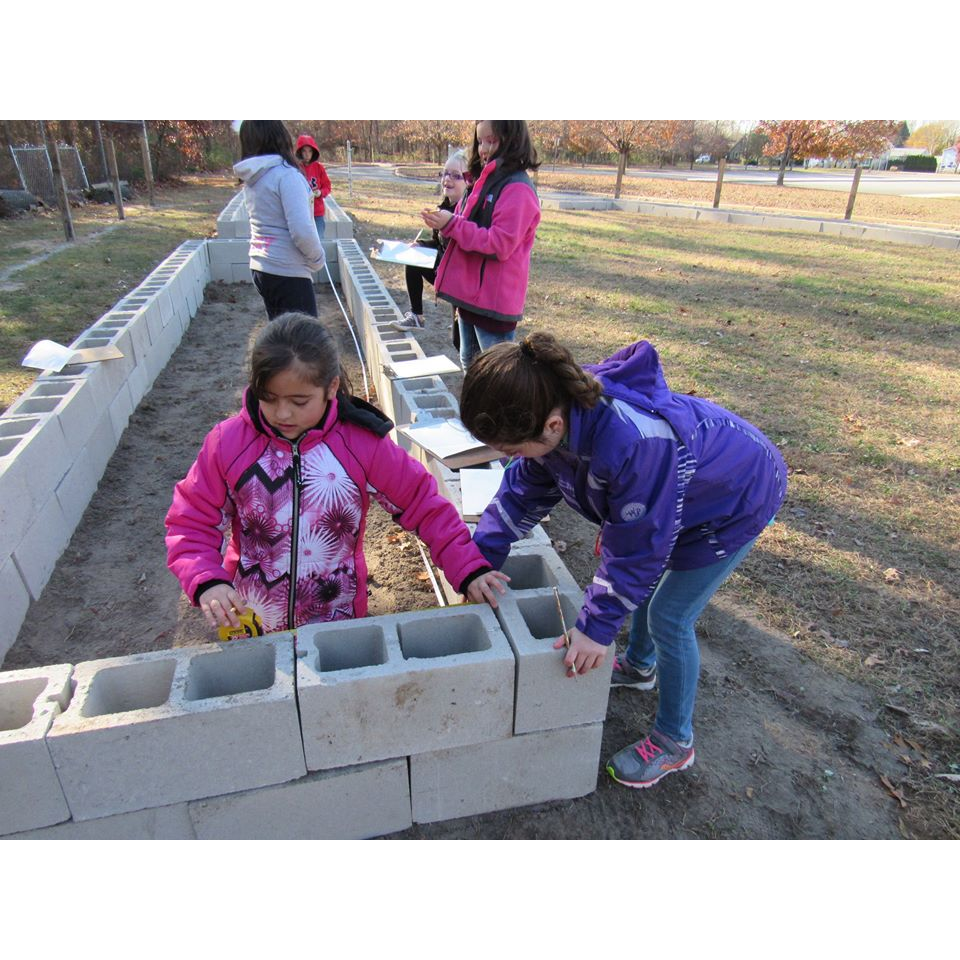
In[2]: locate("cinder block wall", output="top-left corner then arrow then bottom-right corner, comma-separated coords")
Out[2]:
1,199 -> 609,840
0,241 -> 210,661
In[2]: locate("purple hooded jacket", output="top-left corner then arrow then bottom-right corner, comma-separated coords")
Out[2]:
473,340 -> 787,646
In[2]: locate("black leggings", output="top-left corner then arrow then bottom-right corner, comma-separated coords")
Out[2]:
253,270 -> 318,320
405,265 -> 437,315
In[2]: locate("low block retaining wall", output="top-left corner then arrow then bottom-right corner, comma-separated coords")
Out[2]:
1,195 -> 608,839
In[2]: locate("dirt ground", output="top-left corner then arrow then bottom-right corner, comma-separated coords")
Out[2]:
7,276 -> 909,839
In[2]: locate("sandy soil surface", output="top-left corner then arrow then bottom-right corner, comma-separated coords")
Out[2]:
7,276 -> 906,839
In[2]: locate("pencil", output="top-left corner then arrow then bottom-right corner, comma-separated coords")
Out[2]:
553,587 -> 577,678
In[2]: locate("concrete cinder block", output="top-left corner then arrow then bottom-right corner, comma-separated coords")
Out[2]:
661,205 -> 700,220
761,215 -> 823,234
55,414 -> 116,530
296,605 -> 515,771
7,802 -> 195,839
410,722 -> 603,823
0,559 -> 31,665
144,319 -> 182,386
839,224 -> 866,240
501,541 -> 584,597
728,212 -> 763,227
46,637 -> 306,821
696,209 -> 731,224
107,381 -> 135,442
862,226 -> 933,248
391,375 -> 446,427
154,287 -> 175,327
0,414 -> 69,561
96,311 -> 152,367
0,665 -> 72,835
188,759 -> 411,839
495,588 -> 613,734
12,491 -> 73,601
35,363 -> 111,417
126,360 -> 151,409
930,234 -> 960,251
4,378 -> 98,465
207,238 -> 249,267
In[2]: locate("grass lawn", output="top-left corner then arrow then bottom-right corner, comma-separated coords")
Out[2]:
0,174 -> 237,412
338,176 -> 960,835
533,169 -> 960,232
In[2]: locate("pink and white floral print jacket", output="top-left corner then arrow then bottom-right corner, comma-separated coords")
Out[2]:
166,390 -> 489,632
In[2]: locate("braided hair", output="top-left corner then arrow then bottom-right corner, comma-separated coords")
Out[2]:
459,332 -> 602,446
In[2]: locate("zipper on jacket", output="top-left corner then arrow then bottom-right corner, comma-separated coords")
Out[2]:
479,259 -> 487,287
287,440 -> 303,629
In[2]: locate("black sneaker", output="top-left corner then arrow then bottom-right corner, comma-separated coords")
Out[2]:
611,654 -> 657,690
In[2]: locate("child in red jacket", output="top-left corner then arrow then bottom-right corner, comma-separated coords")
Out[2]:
296,134 -> 332,240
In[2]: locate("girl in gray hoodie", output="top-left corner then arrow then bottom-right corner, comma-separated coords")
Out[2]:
234,121 -> 326,319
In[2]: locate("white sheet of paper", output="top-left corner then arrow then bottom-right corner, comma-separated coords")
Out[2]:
21,339 -> 75,371
388,355 -> 460,379
460,466 -> 505,519
399,418 -> 484,459
371,239 -> 438,270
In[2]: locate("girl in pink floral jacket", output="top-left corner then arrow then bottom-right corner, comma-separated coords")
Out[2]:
165,313 -> 508,632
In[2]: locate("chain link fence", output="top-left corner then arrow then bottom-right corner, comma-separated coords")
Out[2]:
9,145 -> 90,206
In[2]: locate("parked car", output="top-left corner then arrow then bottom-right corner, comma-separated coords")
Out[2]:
694,154 -> 712,164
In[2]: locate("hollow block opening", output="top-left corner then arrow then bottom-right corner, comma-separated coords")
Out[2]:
83,659 -> 176,717
14,397 -> 60,414
398,613 -> 490,660
31,383 -> 72,399
501,554 -> 559,591
516,593 -> 579,641
0,677 -> 46,732
312,625 -> 387,673
184,644 -> 276,701
416,396 -> 450,410
0,418 -> 37,440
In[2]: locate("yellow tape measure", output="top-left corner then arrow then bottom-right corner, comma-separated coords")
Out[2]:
217,610 -> 265,642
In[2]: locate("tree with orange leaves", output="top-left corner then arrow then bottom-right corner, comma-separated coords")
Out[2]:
757,120 -> 833,185
590,121 -> 655,198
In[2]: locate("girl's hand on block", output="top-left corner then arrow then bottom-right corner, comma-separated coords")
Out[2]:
421,208 -> 453,230
198,584 -> 248,629
554,627 -> 608,678
465,570 -> 511,608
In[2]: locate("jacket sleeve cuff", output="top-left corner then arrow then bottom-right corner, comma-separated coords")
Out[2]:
194,579 -> 233,606
457,566 -> 492,595
576,612 -> 617,646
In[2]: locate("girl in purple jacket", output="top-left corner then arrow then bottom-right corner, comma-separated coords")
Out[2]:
459,332 -> 787,789
421,121 -> 541,369
166,314 -> 508,633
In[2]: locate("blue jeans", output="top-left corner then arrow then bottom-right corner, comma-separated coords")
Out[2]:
624,538 -> 757,744
458,315 -> 516,368
314,215 -> 326,240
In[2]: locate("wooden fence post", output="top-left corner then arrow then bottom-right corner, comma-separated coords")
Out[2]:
40,121 -> 75,241
140,121 -> 155,206
844,165 -> 863,221
713,157 -> 726,209
107,138 -> 125,221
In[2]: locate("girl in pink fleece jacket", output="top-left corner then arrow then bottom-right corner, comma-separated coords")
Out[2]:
166,314 -> 508,633
422,120 -> 541,369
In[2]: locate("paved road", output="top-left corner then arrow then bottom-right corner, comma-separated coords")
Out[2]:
619,167 -> 960,199
330,162 -> 960,200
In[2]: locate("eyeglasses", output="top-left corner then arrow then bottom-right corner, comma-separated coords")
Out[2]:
440,171 -> 465,181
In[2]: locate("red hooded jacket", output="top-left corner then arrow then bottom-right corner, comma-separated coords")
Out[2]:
296,134 -> 331,217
